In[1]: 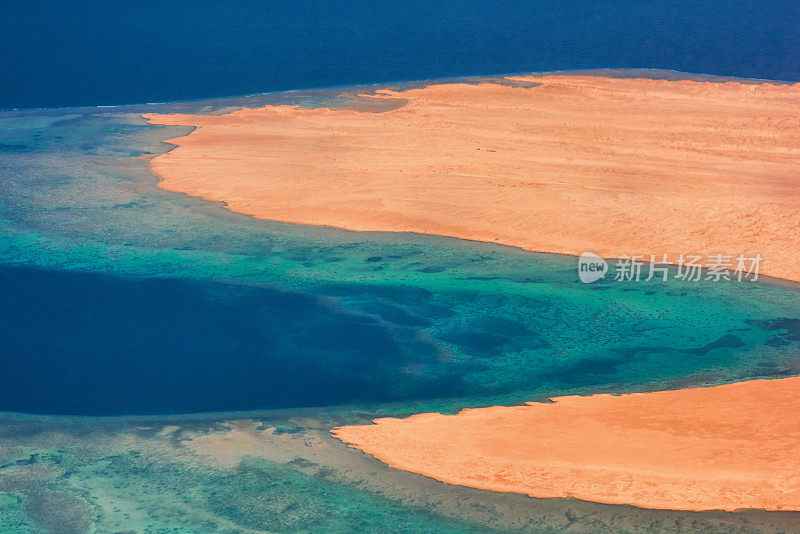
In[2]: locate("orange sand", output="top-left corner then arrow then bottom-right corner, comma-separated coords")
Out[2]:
143,76 -> 800,511
144,75 -> 800,281
333,377 -> 800,511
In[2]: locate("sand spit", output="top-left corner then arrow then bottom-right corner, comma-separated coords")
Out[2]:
333,377 -> 800,512
144,75 -> 800,281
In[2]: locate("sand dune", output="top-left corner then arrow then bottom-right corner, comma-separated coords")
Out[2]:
333,377 -> 800,512
144,74 -> 800,281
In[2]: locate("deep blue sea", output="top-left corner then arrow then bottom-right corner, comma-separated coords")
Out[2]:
1,0 -> 798,109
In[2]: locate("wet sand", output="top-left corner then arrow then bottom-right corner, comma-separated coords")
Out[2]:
144,74 -> 800,281
333,377 -> 800,512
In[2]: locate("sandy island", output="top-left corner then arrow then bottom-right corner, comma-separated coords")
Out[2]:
143,74 -> 800,511
333,377 -> 800,512
144,74 -> 800,281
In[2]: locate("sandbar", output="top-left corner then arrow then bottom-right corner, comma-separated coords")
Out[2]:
144,75 -> 800,281
333,377 -> 800,511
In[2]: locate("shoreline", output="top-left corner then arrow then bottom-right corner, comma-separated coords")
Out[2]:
144,73 -> 800,282
3,67 -> 798,115
333,376 -> 800,512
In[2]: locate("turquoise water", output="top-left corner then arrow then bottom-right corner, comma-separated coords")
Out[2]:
1,77 -> 799,532
1,83 -> 799,417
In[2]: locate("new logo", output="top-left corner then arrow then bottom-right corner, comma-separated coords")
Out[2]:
578,252 -> 608,283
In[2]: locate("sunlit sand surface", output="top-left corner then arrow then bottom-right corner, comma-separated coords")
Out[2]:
333,377 -> 800,512
140,74 -> 800,513
145,75 -> 800,281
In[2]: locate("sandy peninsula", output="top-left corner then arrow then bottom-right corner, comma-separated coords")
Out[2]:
144,74 -> 800,281
333,377 -> 800,512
